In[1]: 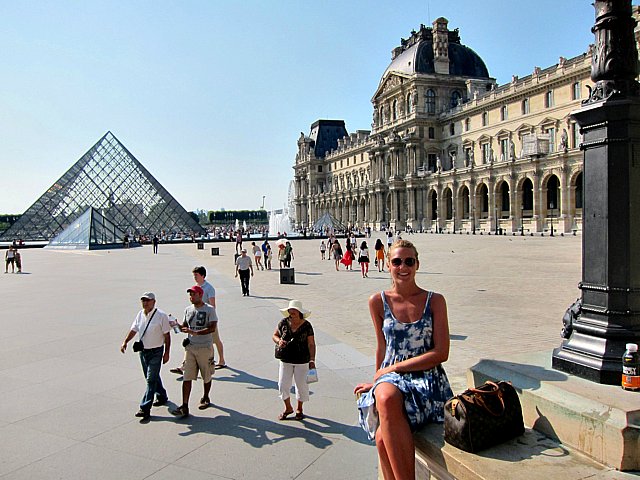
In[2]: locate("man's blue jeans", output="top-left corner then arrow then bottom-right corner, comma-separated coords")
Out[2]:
139,346 -> 167,412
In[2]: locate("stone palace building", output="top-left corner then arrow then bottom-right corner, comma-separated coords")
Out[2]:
293,15 -> 640,234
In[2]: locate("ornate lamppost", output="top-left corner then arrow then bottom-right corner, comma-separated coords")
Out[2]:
552,0 -> 640,384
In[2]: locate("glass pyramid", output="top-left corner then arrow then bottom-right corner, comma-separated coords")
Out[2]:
1,132 -> 204,241
45,207 -> 126,250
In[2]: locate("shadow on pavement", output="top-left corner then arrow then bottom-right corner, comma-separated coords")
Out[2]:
170,404 -> 335,449
214,366 -> 279,390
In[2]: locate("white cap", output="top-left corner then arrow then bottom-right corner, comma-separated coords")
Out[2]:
626,343 -> 638,352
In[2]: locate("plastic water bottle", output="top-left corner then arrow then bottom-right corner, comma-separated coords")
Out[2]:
622,343 -> 640,391
168,314 -> 181,334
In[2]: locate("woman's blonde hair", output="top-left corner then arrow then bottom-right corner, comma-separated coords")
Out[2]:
388,239 -> 419,262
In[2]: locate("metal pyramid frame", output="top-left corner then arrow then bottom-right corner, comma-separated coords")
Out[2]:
1,132 -> 204,241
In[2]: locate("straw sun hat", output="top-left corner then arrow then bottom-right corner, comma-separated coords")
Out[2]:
279,300 -> 311,319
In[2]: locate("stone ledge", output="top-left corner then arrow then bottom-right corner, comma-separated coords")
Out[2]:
412,423 -> 633,480
468,352 -> 640,470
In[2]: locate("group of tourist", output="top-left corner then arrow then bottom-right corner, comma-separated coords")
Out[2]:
120,266 -> 226,419
121,238 -> 452,480
321,234 -> 389,276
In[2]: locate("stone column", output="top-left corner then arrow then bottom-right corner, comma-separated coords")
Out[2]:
560,165 -> 571,233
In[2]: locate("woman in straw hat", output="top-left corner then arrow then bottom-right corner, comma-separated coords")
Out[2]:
272,300 -> 316,420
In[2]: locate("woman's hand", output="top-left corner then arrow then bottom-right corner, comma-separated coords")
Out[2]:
354,383 -> 373,395
373,365 -> 395,382
277,339 -> 287,348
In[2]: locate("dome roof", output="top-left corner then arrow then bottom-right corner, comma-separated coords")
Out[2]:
383,22 -> 489,79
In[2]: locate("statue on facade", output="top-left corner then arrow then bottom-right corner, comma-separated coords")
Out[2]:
560,129 -> 569,153
509,140 -> 516,161
436,156 -> 442,173
449,150 -> 457,168
488,147 -> 494,164
469,149 -> 475,168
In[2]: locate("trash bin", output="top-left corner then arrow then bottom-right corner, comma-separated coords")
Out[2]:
197,242 -> 204,250
280,268 -> 295,284
211,247 -> 219,256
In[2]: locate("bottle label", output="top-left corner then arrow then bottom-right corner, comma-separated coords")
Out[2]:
623,366 -> 638,376
622,373 -> 640,389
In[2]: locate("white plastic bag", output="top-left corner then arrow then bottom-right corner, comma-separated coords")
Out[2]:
306,368 -> 318,384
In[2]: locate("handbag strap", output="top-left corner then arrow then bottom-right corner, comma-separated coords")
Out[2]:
139,309 -> 157,341
459,381 -> 506,417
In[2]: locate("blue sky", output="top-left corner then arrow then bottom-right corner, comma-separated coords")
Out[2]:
1,1 -> 598,214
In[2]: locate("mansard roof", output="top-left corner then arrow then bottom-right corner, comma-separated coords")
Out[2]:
382,21 -> 489,80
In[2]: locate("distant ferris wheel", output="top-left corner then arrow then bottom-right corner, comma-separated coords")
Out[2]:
287,180 -> 295,220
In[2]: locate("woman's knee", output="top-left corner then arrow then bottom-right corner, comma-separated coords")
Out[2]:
375,383 -> 403,416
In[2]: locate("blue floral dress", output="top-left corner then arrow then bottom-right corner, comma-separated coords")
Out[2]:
357,290 -> 453,441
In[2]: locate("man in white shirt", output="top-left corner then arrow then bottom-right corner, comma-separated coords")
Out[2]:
235,249 -> 254,296
120,292 -> 171,420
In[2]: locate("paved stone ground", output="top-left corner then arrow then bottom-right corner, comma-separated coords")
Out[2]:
0,233 -> 581,479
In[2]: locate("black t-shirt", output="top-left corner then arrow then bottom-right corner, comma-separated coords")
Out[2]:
277,318 -> 314,364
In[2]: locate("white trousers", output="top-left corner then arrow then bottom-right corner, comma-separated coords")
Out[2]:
278,361 -> 309,402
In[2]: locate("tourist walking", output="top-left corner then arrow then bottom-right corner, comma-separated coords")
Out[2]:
263,240 -> 272,270
272,300 -> 316,421
14,249 -> 22,273
340,242 -> 354,270
120,292 -> 171,420
374,239 -> 385,272
5,246 -> 16,273
354,240 -> 453,480
320,240 -> 327,260
152,235 -> 159,254
358,241 -> 370,278
235,230 -> 243,253
235,248 -> 254,296
252,241 -> 264,270
284,241 -> 294,268
170,285 -> 218,417
332,240 -> 342,271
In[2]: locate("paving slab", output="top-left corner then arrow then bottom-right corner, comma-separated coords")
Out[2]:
0,232 -> 583,478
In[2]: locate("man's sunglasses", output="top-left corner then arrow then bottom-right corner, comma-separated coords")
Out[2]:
390,257 -> 417,267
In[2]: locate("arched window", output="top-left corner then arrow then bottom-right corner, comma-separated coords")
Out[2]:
522,178 -> 534,213
547,175 -> 560,211
500,182 -> 510,215
575,172 -> 583,209
521,98 -> 530,115
426,89 -> 436,114
478,184 -> 489,216
482,111 -> 488,126
392,99 -> 398,121
406,92 -> 413,114
450,90 -> 462,108
445,189 -> 453,220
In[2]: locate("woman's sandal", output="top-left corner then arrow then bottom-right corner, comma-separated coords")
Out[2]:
278,410 -> 294,420
295,411 -> 304,421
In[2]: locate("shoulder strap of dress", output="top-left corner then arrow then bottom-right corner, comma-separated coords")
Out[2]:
380,290 -> 391,316
424,291 -> 434,318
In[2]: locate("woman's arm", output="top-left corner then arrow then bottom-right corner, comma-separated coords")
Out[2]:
354,292 -> 386,394
307,334 -> 316,368
374,293 -> 450,381
272,325 -> 286,347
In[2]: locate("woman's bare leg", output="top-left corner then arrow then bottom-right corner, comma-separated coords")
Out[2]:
375,382 -> 415,480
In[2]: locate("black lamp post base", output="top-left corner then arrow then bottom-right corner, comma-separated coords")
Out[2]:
552,345 -> 621,385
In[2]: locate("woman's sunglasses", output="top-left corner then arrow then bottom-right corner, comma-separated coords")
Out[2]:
390,257 -> 417,267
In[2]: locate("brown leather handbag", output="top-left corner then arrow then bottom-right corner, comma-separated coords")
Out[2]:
444,381 -> 524,453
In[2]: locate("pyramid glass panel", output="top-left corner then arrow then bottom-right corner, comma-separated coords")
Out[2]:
1,132 -> 204,241
45,207 -> 126,250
